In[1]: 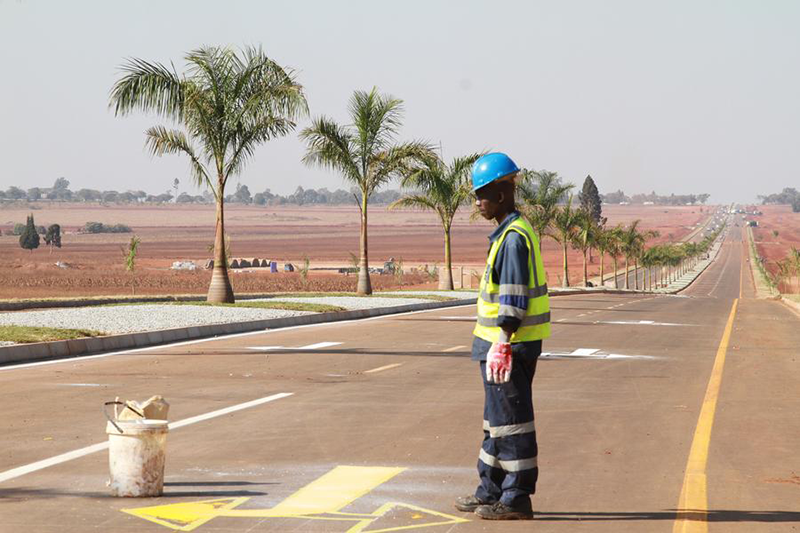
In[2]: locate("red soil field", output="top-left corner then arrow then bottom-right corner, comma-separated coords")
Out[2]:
0,203 -> 706,298
750,204 -> 800,293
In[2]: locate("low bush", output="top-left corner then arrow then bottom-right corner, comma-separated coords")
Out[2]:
83,222 -> 132,234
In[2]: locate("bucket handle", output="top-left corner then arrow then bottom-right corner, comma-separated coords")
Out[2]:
104,401 -> 144,434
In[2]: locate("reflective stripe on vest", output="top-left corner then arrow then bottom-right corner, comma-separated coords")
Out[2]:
473,217 -> 551,343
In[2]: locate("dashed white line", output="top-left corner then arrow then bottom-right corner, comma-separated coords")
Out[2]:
364,363 -> 403,374
442,345 -> 466,352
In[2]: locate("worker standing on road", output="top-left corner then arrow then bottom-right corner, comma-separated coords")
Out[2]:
455,153 -> 550,520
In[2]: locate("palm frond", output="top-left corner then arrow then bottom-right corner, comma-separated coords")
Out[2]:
109,58 -> 185,119
145,126 -> 212,194
300,117 -> 361,183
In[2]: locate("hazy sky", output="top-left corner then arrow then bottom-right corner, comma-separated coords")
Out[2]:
2,0 -> 799,203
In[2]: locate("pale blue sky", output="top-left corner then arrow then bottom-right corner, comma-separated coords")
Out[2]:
1,0 -> 799,203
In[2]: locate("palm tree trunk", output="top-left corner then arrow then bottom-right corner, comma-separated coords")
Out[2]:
624,256 -> 630,289
634,259 -> 639,290
599,251 -> 605,286
583,249 -> 589,287
207,191 -> 235,303
613,256 -> 619,289
562,241 -> 570,287
357,192 -> 372,295
440,226 -> 454,290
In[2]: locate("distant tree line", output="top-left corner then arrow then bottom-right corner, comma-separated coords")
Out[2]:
759,187 -> 800,212
601,189 -> 710,205
1,177 -> 403,206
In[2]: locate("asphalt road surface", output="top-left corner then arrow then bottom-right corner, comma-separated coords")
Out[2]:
0,225 -> 797,533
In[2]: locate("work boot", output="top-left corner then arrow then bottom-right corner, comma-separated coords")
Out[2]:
475,501 -> 533,520
454,494 -> 493,512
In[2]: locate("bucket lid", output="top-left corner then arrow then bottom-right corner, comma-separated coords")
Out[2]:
106,418 -> 169,435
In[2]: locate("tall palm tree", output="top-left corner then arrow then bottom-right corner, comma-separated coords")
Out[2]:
549,196 -> 582,287
620,221 -> 645,290
602,225 -> 625,288
390,152 -> 479,290
517,170 -> 575,248
301,88 -> 430,294
109,46 -> 307,303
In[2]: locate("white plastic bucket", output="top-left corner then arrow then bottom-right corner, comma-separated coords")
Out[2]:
107,419 -> 169,497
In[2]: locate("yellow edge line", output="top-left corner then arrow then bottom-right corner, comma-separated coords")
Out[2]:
672,298 -> 738,533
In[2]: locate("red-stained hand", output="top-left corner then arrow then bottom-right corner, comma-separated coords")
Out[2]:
486,342 -> 512,383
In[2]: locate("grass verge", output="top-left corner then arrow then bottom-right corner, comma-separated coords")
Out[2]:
0,326 -> 103,344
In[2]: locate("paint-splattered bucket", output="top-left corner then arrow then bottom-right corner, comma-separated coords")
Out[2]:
105,402 -> 169,497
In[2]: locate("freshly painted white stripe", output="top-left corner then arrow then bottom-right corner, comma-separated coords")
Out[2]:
248,342 -> 343,351
442,345 -> 466,352
363,363 -> 402,374
297,342 -> 342,350
571,348 -> 601,356
0,392 -> 292,484
0,442 -> 109,484
169,392 -> 293,430
1,305 -> 472,372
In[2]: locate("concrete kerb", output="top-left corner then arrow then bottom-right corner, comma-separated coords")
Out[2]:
0,298 -> 476,366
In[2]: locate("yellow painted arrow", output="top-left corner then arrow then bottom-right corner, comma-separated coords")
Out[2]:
122,465 -> 469,532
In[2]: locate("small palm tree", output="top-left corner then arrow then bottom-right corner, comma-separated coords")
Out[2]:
549,196 -> 582,287
390,152 -> 479,290
572,209 -> 598,287
110,46 -> 307,303
301,88 -> 430,294
518,170 -> 575,248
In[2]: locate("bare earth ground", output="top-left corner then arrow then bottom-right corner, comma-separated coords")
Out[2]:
749,204 -> 800,293
0,203 -> 705,298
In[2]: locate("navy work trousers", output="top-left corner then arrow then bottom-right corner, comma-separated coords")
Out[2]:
475,352 -> 539,507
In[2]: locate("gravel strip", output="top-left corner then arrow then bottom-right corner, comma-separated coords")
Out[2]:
378,290 -> 477,299
252,296 -> 434,310
0,305 -> 313,335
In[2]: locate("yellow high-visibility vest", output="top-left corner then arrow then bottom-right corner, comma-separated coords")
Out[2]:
473,216 -> 551,343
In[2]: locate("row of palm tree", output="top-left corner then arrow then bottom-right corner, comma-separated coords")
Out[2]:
108,45 -> 710,301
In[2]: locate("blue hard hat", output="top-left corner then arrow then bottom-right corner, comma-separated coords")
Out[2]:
471,152 -> 520,191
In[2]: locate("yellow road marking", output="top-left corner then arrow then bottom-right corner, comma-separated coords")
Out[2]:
364,363 -> 403,374
122,466 -> 469,532
442,345 -> 466,352
672,299 -> 739,533
269,465 -> 405,516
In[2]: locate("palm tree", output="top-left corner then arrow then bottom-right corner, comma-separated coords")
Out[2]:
549,196 -> 582,287
301,88 -> 430,295
572,209 -> 598,287
109,46 -> 307,303
602,225 -> 625,288
390,152 -> 479,290
517,170 -> 574,248
620,221 -> 659,290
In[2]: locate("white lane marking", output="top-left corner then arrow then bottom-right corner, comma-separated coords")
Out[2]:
299,342 -> 342,350
364,363 -> 403,374
442,345 -> 466,352
0,392 -> 292,484
571,348 -> 601,356
597,320 -> 695,327
0,305 -> 472,372
248,342 -> 343,351
541,350 -> 655,360
169,392 -> 293,430
436,316 -> 477,321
